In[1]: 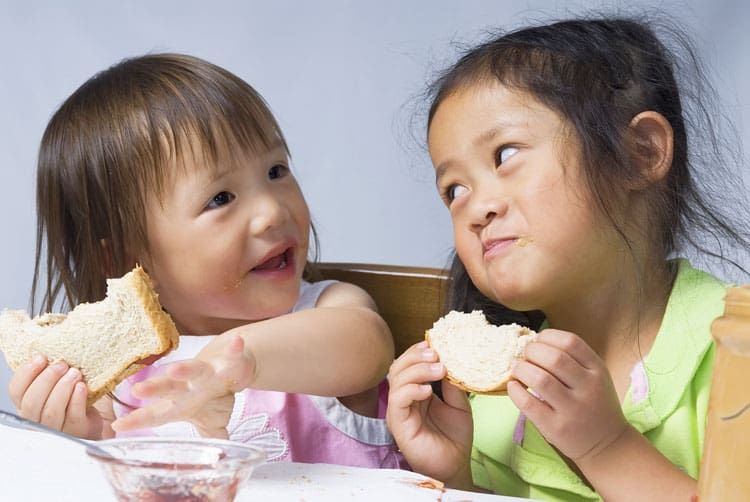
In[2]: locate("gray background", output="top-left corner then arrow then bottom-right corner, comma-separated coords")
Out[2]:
0,0 -> 747,412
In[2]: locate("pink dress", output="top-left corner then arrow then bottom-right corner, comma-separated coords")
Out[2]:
112,280 -> 408,469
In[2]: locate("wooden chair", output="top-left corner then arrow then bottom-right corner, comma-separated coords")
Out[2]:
316,262 -> 449,356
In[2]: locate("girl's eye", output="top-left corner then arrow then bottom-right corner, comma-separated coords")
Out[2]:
444,184 -> 469,205
496,145 -> 519,166
268,164 -> 289,180
207,191 -> 235,209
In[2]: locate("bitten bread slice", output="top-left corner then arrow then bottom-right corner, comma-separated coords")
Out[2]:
426,310 -> 536,394
0,266 -> 179,405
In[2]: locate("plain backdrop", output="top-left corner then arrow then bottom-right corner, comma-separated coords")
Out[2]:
0,0 -> 747,412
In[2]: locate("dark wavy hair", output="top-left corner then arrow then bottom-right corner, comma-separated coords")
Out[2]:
425,16 -> 748,327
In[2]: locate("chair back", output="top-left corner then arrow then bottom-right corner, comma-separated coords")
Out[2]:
316,262 -> 449,356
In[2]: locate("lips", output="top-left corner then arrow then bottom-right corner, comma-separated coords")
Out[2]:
253,247 -> 292,271
482,237 -> 517,254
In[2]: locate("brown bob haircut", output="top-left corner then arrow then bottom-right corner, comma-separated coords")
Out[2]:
33,53 -> 311,313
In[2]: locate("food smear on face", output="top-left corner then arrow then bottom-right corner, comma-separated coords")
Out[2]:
515,236 -> 533,247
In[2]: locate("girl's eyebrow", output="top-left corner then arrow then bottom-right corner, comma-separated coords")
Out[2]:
434,121 -> 518,182
475,120 -> 523,147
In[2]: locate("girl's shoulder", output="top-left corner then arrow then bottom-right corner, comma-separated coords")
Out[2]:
293,279 -> 338,311
299,279 -> 378,311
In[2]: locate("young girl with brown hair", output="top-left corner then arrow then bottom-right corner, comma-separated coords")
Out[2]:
10,53 -> 405,468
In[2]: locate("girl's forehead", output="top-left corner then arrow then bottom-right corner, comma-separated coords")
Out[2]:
429,82 -> 555,144
444,81 -> 548,115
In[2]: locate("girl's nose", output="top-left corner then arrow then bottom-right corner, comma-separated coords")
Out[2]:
249,193 -> 287,235
467,185 -> 508,230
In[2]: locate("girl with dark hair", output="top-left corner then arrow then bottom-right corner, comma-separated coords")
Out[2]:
9,53 -> 405,468
387,16 -> 749,500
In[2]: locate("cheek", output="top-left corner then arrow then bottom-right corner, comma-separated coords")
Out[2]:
453,228 -> 481,272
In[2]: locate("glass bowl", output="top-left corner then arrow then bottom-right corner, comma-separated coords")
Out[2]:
86,437 -> 267,502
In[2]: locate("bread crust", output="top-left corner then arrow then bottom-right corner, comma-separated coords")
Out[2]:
0,266 -> 179,406
84,266 -> 179,404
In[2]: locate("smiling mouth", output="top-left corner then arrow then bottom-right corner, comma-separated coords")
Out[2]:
253,247 -> 292,271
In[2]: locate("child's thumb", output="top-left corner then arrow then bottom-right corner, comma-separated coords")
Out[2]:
440,380 -> 471,412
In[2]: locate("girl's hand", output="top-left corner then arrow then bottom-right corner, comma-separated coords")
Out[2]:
508,329 -> 629,463
8,355 -> 104,439
111,334 -> 254,438
386,341 -> 474,489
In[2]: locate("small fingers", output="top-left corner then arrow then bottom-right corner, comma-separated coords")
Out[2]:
388,341 -> 432,376
130,374 -> 191,400
507,380 -> 554,423
440,380 -> 471,412
40,367 -> 83,429
62,382 -> 91,434
386,381 -> 433,427
224,334 -> 244,355
389,360 -> 445,395
511,359 -> 568,407
17,360 -> 70,422
388,344 -> 443,387
8,355 -> 48,408
533,330 -> 599,370
111,399 -> 178,432
523,341 -> 586,389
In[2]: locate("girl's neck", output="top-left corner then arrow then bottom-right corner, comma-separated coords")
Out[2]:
543,258 -> 675,361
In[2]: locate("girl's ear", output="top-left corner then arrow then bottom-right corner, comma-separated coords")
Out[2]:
627,111 -> 674,188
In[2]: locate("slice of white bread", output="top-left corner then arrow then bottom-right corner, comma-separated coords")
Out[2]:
0,266 -> 179,405
425,310 -> 536,394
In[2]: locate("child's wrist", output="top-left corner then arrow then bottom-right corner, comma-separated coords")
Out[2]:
575,423 -> 636,473
444,462 -> 476,491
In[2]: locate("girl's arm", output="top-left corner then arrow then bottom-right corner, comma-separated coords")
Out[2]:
112,281 -> 394,436
509,329 -> 697,501
231,281 -> 394,396
386,342 -> 478,491
574,425 -> 697,502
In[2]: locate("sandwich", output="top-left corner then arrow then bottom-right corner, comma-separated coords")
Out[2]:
0,266 -> 179,405
425,310 -> 536,394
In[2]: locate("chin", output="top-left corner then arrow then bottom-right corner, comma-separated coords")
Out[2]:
487,286 -> 535,312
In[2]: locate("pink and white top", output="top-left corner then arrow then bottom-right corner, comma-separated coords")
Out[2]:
113,280 -> 408,469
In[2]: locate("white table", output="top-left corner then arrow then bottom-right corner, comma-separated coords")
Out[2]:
0,424 -> 530,501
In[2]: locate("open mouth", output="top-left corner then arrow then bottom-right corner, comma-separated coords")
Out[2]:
252,247 -> 292,271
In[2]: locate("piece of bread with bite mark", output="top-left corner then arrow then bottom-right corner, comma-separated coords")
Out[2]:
425,310 -> 536,395
0,266 -> 179,406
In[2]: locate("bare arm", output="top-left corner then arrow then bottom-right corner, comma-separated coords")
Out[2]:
576,425 -> 697,502
510,329 -> 697,501
232,281 -> 394,396
112,281 -> 394,436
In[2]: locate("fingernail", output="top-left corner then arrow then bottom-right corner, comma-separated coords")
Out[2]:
430,363 -> 443,375
422,349 -> 436,360
30,354 -> 46,367
63,367 -> 80,380
415,341 -> 428,349
52,361 -> 68,374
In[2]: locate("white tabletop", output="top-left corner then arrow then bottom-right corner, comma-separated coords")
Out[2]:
0,424 -> 530,501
